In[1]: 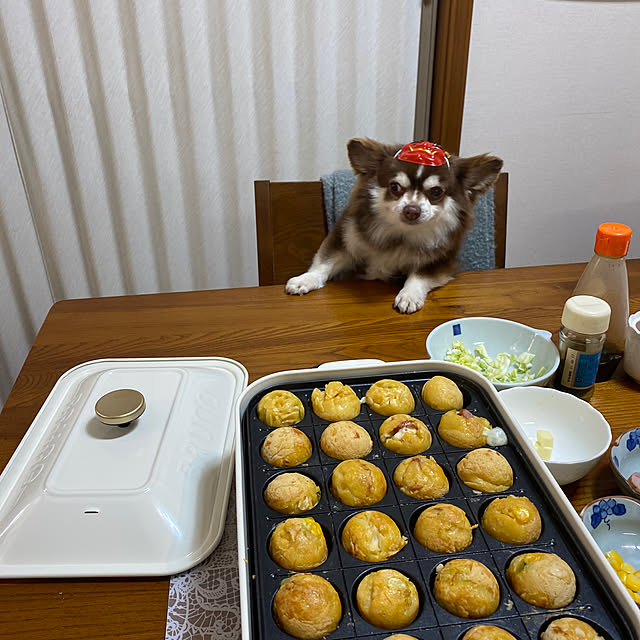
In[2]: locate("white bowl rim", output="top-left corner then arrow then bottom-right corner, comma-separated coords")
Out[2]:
426,316 -> 560,387
609,427 -> 640,498
499,386 -> 612,464
580,493 -> 640,519
611,426 -> 640,450
427,315 -> 553,333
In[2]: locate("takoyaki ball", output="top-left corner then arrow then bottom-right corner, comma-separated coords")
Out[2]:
341,510 -> 407,562
356,569 -> 420,630
269,517 -> 328,571
384,636 -> 419,640
393,455 -> 449,500
330,459 -> 387,507
457,448 -> 514,493
261,427 -> 312,467
506,552 -> 576,609
379,414 -> 431,455
413,503 -> 475,553
365,379 -> 415,416
257,389 -> 305,427
273,573 -> 342,640
433,558 -> 500,619
438,409 -> 491,449
312,381 -> 361,421
264,473 -> 321,514
481,495 -> 541,545
320,420 -> 372,460
421,375 -> 464,411
462,625 -> 518,640
541,618 -> 604,640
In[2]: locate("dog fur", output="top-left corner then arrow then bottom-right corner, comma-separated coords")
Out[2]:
285,138 -> 503,313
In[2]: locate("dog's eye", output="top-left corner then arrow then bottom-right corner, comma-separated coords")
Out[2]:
428,186 -> 444,200
389,181 -> 402,194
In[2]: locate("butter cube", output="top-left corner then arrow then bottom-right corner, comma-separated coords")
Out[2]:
534,429 -> 554,461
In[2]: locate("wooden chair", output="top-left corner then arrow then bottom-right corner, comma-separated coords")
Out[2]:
255,173 -> 508,286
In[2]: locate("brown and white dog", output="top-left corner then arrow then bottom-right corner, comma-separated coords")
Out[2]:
285,138 -> 503,313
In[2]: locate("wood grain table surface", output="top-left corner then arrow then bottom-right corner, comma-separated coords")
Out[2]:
0,260 -> 638,639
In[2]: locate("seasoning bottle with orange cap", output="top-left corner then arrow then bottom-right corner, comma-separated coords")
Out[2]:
572,222 -> 632,380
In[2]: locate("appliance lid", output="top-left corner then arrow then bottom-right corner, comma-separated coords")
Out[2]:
0,357 -> 248,578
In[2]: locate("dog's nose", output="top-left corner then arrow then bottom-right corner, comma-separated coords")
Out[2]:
402,204 -> 421,222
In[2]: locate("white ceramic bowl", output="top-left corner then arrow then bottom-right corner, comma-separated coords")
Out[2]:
610,427 -> 640,500
581,495 -> 640,570
623,310 -> 640,383
499,386 -> 612,485
425,317 -> 560,391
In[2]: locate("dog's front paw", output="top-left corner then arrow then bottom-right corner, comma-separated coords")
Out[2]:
285,272 -> 326,295
393,289 -> 426,314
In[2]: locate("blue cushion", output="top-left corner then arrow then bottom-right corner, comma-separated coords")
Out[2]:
321,169 -> 355,231
458,187 -> 496,271
321,170 -> 496,271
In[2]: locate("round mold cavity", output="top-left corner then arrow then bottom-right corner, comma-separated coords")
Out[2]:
419,374 -> 472,412
363,379 -> 418,418
477,494 -> 545,545
391,456 -> 453,501
254,389 -> 307,428
270,573 -> 346,638
329,460 -> 389,508
318,420 -> 376,462
267,517 -> 333,571
258,428 -> 314,468
501,548 -> 581,609
338,509 -> 408,563
453,449 -> 518,493
429,557 -> 502,617
376,419 -> 435,458
409,501 -> 477,554
537,615 -> 611,640
351,566 -> 425,631
261,469 -> 323,515
453,622 -> 523,640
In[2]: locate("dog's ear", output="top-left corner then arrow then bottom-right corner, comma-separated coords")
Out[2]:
452,154 -> 503,198
347,138 -> 401,175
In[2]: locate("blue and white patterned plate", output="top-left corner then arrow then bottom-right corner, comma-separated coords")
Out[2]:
610,427 -> 640,499
581,495 -> 640,569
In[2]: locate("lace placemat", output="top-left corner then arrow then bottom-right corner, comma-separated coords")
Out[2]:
166,486 -> 241,640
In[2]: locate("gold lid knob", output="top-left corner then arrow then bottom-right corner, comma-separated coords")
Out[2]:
95,389 -> 146,427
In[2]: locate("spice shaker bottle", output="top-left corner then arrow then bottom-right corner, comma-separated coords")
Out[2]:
572,222 -> 632,380
555,295 -> 611,400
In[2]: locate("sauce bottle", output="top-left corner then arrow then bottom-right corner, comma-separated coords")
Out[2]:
555,295 -> 611,400
572,222 -> 632,380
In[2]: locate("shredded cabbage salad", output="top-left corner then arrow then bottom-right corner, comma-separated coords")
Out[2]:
444,341 -> 547,383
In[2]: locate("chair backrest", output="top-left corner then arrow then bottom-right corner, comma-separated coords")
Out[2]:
255,173 -> 508,286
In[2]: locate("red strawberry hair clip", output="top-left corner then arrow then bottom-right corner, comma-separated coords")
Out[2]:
395,141 -> 450,167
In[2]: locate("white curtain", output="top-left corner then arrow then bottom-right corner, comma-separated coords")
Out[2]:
0,0 -> 422,406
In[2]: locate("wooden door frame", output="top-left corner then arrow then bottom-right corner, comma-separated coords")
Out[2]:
415,0 -> 474,155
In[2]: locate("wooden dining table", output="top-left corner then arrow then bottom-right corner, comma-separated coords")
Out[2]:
0,260 -> 638,639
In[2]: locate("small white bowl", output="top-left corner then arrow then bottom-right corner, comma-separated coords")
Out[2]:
499,386 -> 612,485
581,495 -> 640,569
623,310 -> 640,383
610,427 -> 640,500
425,316 -> 560,391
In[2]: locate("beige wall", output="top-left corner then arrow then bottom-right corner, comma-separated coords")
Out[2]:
462,0 -> 640,267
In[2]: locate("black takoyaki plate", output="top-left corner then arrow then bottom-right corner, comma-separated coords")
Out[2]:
237,365 -> 635,640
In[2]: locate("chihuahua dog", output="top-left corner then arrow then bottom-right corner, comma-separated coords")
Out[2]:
285,138 -> 503,313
